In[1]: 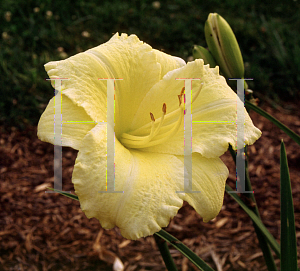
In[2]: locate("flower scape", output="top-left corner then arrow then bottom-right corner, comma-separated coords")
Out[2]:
38,33 -> 261,240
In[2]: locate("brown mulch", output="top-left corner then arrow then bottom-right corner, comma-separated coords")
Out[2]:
1,101 -> 300,271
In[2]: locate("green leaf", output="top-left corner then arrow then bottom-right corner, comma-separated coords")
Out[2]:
225,185 -> 280,258
280,141 -> 298,271
227,146 -> 278,271
155,230 -> 215,271
154,234 -> 178,271
50,189 -> 213,270
245,101 -> 300,146
47,187 -> 79,201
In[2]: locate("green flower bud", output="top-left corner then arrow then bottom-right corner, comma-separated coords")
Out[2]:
193,45 -> 217,68
204,13 -> 244,79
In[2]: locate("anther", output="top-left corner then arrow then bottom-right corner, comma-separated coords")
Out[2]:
150,112 -> 155,122
180,87 -> 185,95
178,95 -> 182,106
120,86 -> 188,149
162,103 -> 166,114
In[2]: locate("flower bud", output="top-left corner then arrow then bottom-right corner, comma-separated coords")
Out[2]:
204,13 -> 244,79
193,45 -> 216,68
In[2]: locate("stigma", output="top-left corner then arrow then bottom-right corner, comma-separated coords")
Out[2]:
120,84 -> 202,149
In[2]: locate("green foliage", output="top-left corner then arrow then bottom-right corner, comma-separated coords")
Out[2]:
1,0 -> 299,129
280,141 -> 298,271
246,101 -> 300,146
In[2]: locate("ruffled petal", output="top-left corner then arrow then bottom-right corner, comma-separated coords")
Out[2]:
72,123 -> 229,239
37,94 -> 95,150
177,153 -> 228,222
131,59 -> 261,157
189,63 -> 261,157
44,50 -> 110,126
72,123 -> 184,240
38,33 -> 260,241
128,60 -> 203,133
44,33 -> 185,139
152,49 -> 186,79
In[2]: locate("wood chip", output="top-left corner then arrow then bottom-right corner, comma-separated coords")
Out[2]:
1,101 -> 300,270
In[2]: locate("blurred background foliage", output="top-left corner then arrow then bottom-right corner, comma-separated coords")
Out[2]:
1,0 -> 299,130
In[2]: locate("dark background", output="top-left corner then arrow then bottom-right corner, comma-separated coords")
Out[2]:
1,1 -> 300,270
1,0 -> 300,130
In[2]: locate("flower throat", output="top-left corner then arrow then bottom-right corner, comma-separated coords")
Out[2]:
120,85 -> 202,149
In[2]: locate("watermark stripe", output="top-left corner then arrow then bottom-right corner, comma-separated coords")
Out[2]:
45,78 -> 71,193
229,79 -> 254,194
46,77 -> 254,195
176,79 -> 201,194
98,79 -> 123,193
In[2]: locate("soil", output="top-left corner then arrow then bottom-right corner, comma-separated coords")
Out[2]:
1,100 -> 300,271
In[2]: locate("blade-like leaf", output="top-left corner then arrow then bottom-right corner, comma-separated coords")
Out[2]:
245,101 -> 300,146
228,146 -> 277,271
154,234 -> 178,271
228,146 -> 278,270
280,140 -> 298,271
49,188 -> 213,270
226,185 -> 280,257
49,187 -> 214,270
47,187 -> 79,201
155,230 -> 215,271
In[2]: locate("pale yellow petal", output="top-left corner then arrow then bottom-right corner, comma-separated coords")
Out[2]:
177,153 -> 228,222
130,59 -> 261,157
44,51 -> 110,125
37,94 -> 95,150
72,123 -> 185,240
128,60 -> 203,133
72,123 -> 229,239
86,33 -> 160,137
86,33 -> 186,137
44,33 -> 185,139
190,63 -> 261,156
152,48 -> 186,79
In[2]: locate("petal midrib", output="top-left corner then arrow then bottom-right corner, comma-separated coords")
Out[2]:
192,98 -> 239,119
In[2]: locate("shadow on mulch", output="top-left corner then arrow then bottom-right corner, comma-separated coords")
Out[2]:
1,101 -> 300,271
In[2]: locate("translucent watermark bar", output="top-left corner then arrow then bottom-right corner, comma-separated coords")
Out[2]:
45,78 -> 71,193
98,79 -> 123,193
229,79 -> 254,194
176,79 -> 201,194
46,77 -> 254,195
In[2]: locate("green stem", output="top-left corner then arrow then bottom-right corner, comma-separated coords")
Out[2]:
226,184 -> 280,257
227,146 -> 278,270
154,234 -> 178,271
280,141 -> 298,271
48,188 -> 215,270
244,147 -> 278,271
155,230 -> 215,271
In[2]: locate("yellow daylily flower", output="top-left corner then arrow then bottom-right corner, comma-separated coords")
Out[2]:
38,33 -> 261,240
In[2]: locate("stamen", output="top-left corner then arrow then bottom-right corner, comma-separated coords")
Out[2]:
150,112 -> 155,122
120,112 -> 155,141
120,125 -> 156,146
151,103 -> 166,138
181,87 -> 185,95
162,103 -> 166,114
120,85 -> 197,149
120,103 -> 166,145
178,95 -> 182,106
145,103 -> 184,144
